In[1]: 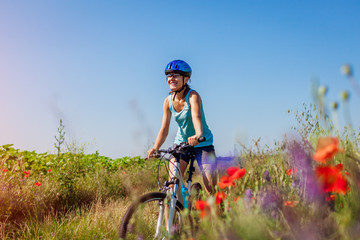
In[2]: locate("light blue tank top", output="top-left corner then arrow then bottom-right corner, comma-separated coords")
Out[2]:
168,89 -> 213,148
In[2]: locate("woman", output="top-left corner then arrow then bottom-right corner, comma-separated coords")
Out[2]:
147,60 -> 217,194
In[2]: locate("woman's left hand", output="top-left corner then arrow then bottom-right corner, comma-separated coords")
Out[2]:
188,135 -> 201,146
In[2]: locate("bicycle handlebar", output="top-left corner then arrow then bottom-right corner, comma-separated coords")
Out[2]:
157,137 -> 206,155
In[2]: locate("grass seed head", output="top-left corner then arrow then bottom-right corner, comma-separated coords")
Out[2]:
318,86 -> 328,96
341,64 -> 353,77
330,101 -> 338,110
340,90 -> 350,101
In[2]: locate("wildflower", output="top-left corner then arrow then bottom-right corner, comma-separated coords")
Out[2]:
244,189 -> 253,201
263,170 -> 271,182
218,175 -> 235,189
340,91 -> 350,101
318,86 -> 328,96
341,64 -> 353,77
195,200 -> 210,218
24,171 -> 30,175
226,166 -> 246,181
233,196 -> 240,202
313,137 -> 344,163
258,189 -> 283,214
1,168 -> 8,173
330,102 -> 338,110
326,195 -> 336,202
25,174 -> 29,178
218,166 -> 246,189
286,168 -> 297,176
215,192 -> 227,205
315,165 -> 349,194
47,169 -> 52,173
34,182 -> 41,186
284,201 -> 298,207
336,163 -> 343,171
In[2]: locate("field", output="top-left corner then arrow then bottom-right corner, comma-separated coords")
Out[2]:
1,99 -> 360,239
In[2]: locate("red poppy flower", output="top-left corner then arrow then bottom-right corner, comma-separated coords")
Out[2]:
286,168 -> 297,176
313,137 -> 344,163
226,166 -> 240,176
34,182 -> 41,186
226,166 -> 246,181
24,171 -> 30,175
47,169 -> 52,173
215,192 -> 227,205
284,201 -> 298,207
315,165 -> 349,194
1,169 -> 8,173
326,194 -> 336,201
335,163 -> 343,171
195,200 -> 210,218
25,174 -> 29,178
218,175 -> 235,189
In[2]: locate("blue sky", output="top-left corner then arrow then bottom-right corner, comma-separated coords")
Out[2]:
1,1 -> 360,158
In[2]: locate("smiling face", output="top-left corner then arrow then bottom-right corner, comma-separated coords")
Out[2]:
167,73 -> 189,91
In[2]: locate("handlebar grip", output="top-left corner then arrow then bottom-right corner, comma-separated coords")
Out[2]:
198,137 -> 206,143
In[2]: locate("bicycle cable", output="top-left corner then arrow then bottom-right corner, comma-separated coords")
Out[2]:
156,153 -> 183,191
156,153 -> 167,190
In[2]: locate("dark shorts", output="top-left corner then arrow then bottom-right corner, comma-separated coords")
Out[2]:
178,145 -> 217,172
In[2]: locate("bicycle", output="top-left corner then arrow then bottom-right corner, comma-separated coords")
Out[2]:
118,137 -> 206,240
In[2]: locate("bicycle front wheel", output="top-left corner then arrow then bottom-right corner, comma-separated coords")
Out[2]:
119,192 -> 189,240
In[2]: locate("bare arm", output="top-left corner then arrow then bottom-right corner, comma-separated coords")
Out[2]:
147,97 -> 171,158
188,91 -> 203,146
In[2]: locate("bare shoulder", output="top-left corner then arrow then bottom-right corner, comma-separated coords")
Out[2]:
189,90 -> 201,99
189,90 -> 202,107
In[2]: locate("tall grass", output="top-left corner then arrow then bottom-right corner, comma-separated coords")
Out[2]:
0,145 -> 167,239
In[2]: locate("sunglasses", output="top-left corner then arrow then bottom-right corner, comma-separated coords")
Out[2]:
166,73 -> 182,79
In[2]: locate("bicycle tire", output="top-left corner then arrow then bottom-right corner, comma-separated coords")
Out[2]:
119,192 -> 191,240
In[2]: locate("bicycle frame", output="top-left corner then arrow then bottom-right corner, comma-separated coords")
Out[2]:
167,159 -> 184,232
152,158 -> 187,238
166,152 -> 197,234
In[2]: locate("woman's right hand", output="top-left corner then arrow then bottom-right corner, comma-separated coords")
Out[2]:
147,148 -> 157,159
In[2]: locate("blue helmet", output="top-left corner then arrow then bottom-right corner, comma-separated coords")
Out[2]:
165,60 -> 192,77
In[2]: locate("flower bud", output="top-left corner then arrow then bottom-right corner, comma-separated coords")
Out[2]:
318,86 -> 328,96
340,90 -> 350,101
330,101 -> 338,110
341,64 -> 353,77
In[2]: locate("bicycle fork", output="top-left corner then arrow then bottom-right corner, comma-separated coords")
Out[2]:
155,200 -> 165,238
167,160 -> 182,233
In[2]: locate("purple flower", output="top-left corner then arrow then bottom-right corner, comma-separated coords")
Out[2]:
244,189 -> 253,201
257,188 -> 283,218
286,139 -> 323,202
263,170 -> 271,182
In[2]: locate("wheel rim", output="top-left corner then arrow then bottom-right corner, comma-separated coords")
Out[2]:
123,197 -> 182,240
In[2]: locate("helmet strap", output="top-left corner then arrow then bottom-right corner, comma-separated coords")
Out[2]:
169,77 -> 190,101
